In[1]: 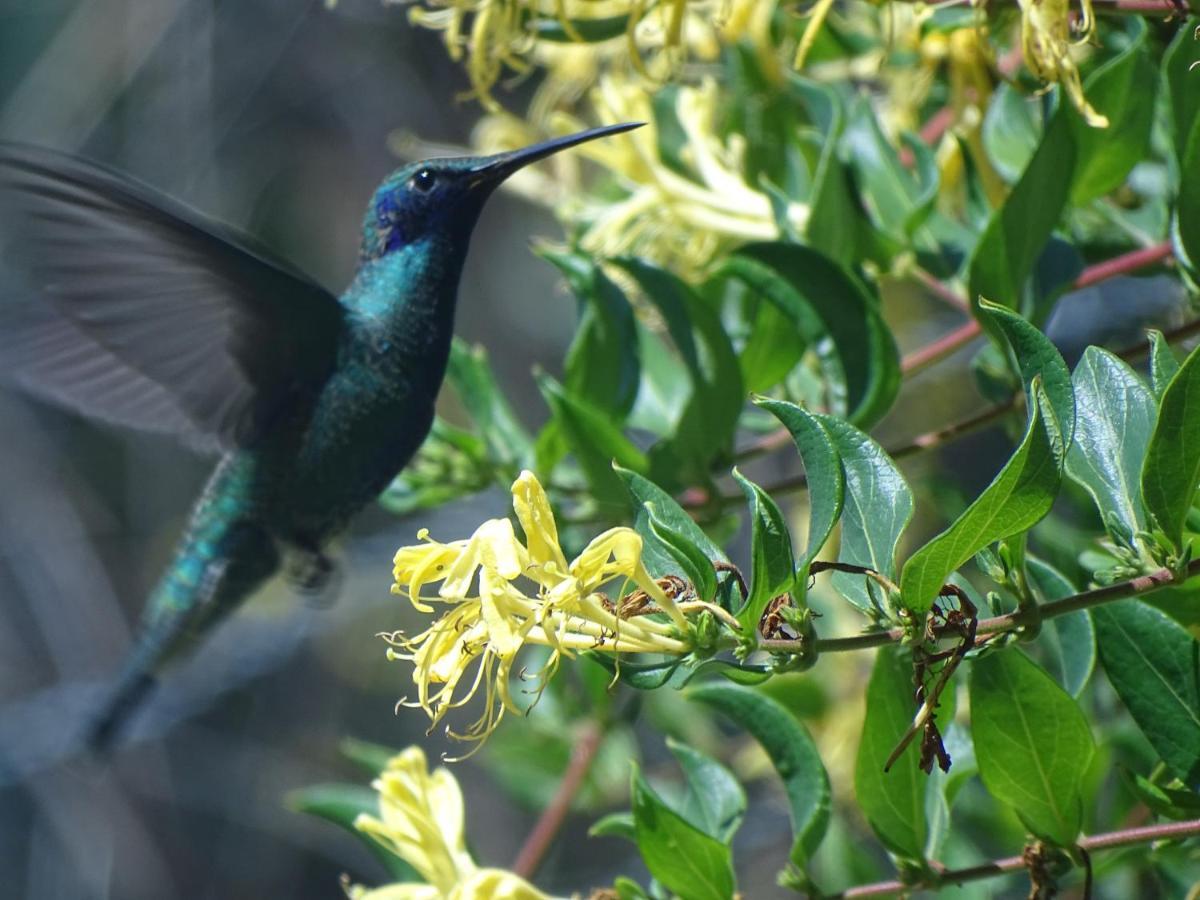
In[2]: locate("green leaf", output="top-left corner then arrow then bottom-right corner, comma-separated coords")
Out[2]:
1140,342 -> 1200,553
666,739 -> 747,843
538,374 -> 647,506
1165,17 -> 1200,163
616,259 -> 744,480
983,82 -> 1039,183
339,738 -> 399,777
1168,18 -> 1200,286
755,399 -> 845,569
631,767 -> 737,900
843,97 -> 931,242
447,339 -> 534,472
1126,771 -> 1200,820
797,78 -> 858,266
900,385 -> 1063,613
978,299 -> 1075,443
854,645 -> 927,860
287,784 -> 420,882
1094,600 -> 1200,785
969,649 -> 1095,846
816,415 -> 913,612
687,682 -> 831,866
590,812 -> 638,842
1148,329 -> 1181,400
1066,347 -> 1156,537
968,111 -> 1074,310
1027,558 -> 1096,697
646,505 -> 718,603
616,465 -> 727,580
736,298 -> 805,393
545,251 -> 640,419
732,468 -> 797,629
722,243 -> 900,426
1068,24 -> 1156,204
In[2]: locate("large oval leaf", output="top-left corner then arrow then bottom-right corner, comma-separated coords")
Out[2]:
969,649 -> 1095,846
1094,600 -> 1200,786
816,415 -> 913,613
854,645 -> 928,860
721,243 -> 900,426
687,682 -> 831,867
1140,342 -> 1200,554
1065,347 -> 1156,538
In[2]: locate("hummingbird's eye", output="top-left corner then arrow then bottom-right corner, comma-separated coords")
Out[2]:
410,169 -> 436,193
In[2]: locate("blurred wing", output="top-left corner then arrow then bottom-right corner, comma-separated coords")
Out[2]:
0,142 -> 346,450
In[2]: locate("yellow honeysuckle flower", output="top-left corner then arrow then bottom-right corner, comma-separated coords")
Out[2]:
402,0 -> 776,110
387,471 -> 699,752
1016,0 -> 1107,128
349,747 -> 555,900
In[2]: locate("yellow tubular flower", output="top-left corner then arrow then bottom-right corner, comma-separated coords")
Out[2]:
387,471 -> 695,752
349,747 -> 555,900
1017,0 -> 1107,127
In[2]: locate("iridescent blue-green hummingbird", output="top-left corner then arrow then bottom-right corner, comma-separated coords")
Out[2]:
0,122 -> 639,752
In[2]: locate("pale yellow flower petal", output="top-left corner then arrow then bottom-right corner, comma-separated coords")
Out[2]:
451,868 -> 555,900
511,469 -> 569,574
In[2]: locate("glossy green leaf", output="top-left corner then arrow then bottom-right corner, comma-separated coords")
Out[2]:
756,398 -> 845,568
1148,330 -> 1181,401
1165,17 -> 1200,162
631,767 -> 736,900
288,784 -> 420,882
545,251 -> 640,419
732,468 -> 796,628
1140,342 -> 1200,553
538,374 -> 647,506
1094,600 -> 1200,785
667,738 -> 747,843
816,415 -> 913,612
797,78 -> 858,266
978,299 -> 1074,443
447,339 -> 534,471
647,505 -> 718,603
983,82 -> 1039,182
590,812 -> 637,842
843,97 -> 930,242
616,465 -> 727,580
968,111 -> 1074,310
736,298 -> 805,393
1068,24 -> 1156,203
900,385 -> 1062,613
1027,558 -> 1096,697
1066,347 -> 1156,537
969,649 -> 1095,846
854,645 -> 927,860
687,682 -> 831,866
722,243 -> 900,426
616,259 -> 744,480
1168,19 -> 1200,285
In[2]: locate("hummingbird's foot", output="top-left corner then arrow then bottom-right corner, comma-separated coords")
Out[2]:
285,545 -> 342,606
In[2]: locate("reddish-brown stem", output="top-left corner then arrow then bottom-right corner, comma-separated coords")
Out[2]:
833,818 -> 1200,898
757,558 -> 1200,656
732,240 -> 1181,473
511,722 -> 604,879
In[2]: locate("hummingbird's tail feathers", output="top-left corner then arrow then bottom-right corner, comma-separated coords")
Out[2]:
84,667 -> 158,756
84,517 -> 281,756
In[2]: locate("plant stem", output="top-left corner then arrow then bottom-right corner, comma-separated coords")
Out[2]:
757,557 -> 1200,656
833,818 -> 1200,898
511,721 -> 605,880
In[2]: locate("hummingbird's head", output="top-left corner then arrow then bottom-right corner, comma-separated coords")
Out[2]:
358,122 -> 642,264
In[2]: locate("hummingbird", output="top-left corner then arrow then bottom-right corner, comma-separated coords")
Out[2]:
0,121 -> 639,752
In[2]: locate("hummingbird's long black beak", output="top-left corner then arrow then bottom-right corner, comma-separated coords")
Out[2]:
468,121 -> 643,186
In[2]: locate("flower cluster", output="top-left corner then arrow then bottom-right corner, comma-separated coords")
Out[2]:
1017,0 -> 1107,128
349,746 -> 553,899
386,471 -> 695,753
